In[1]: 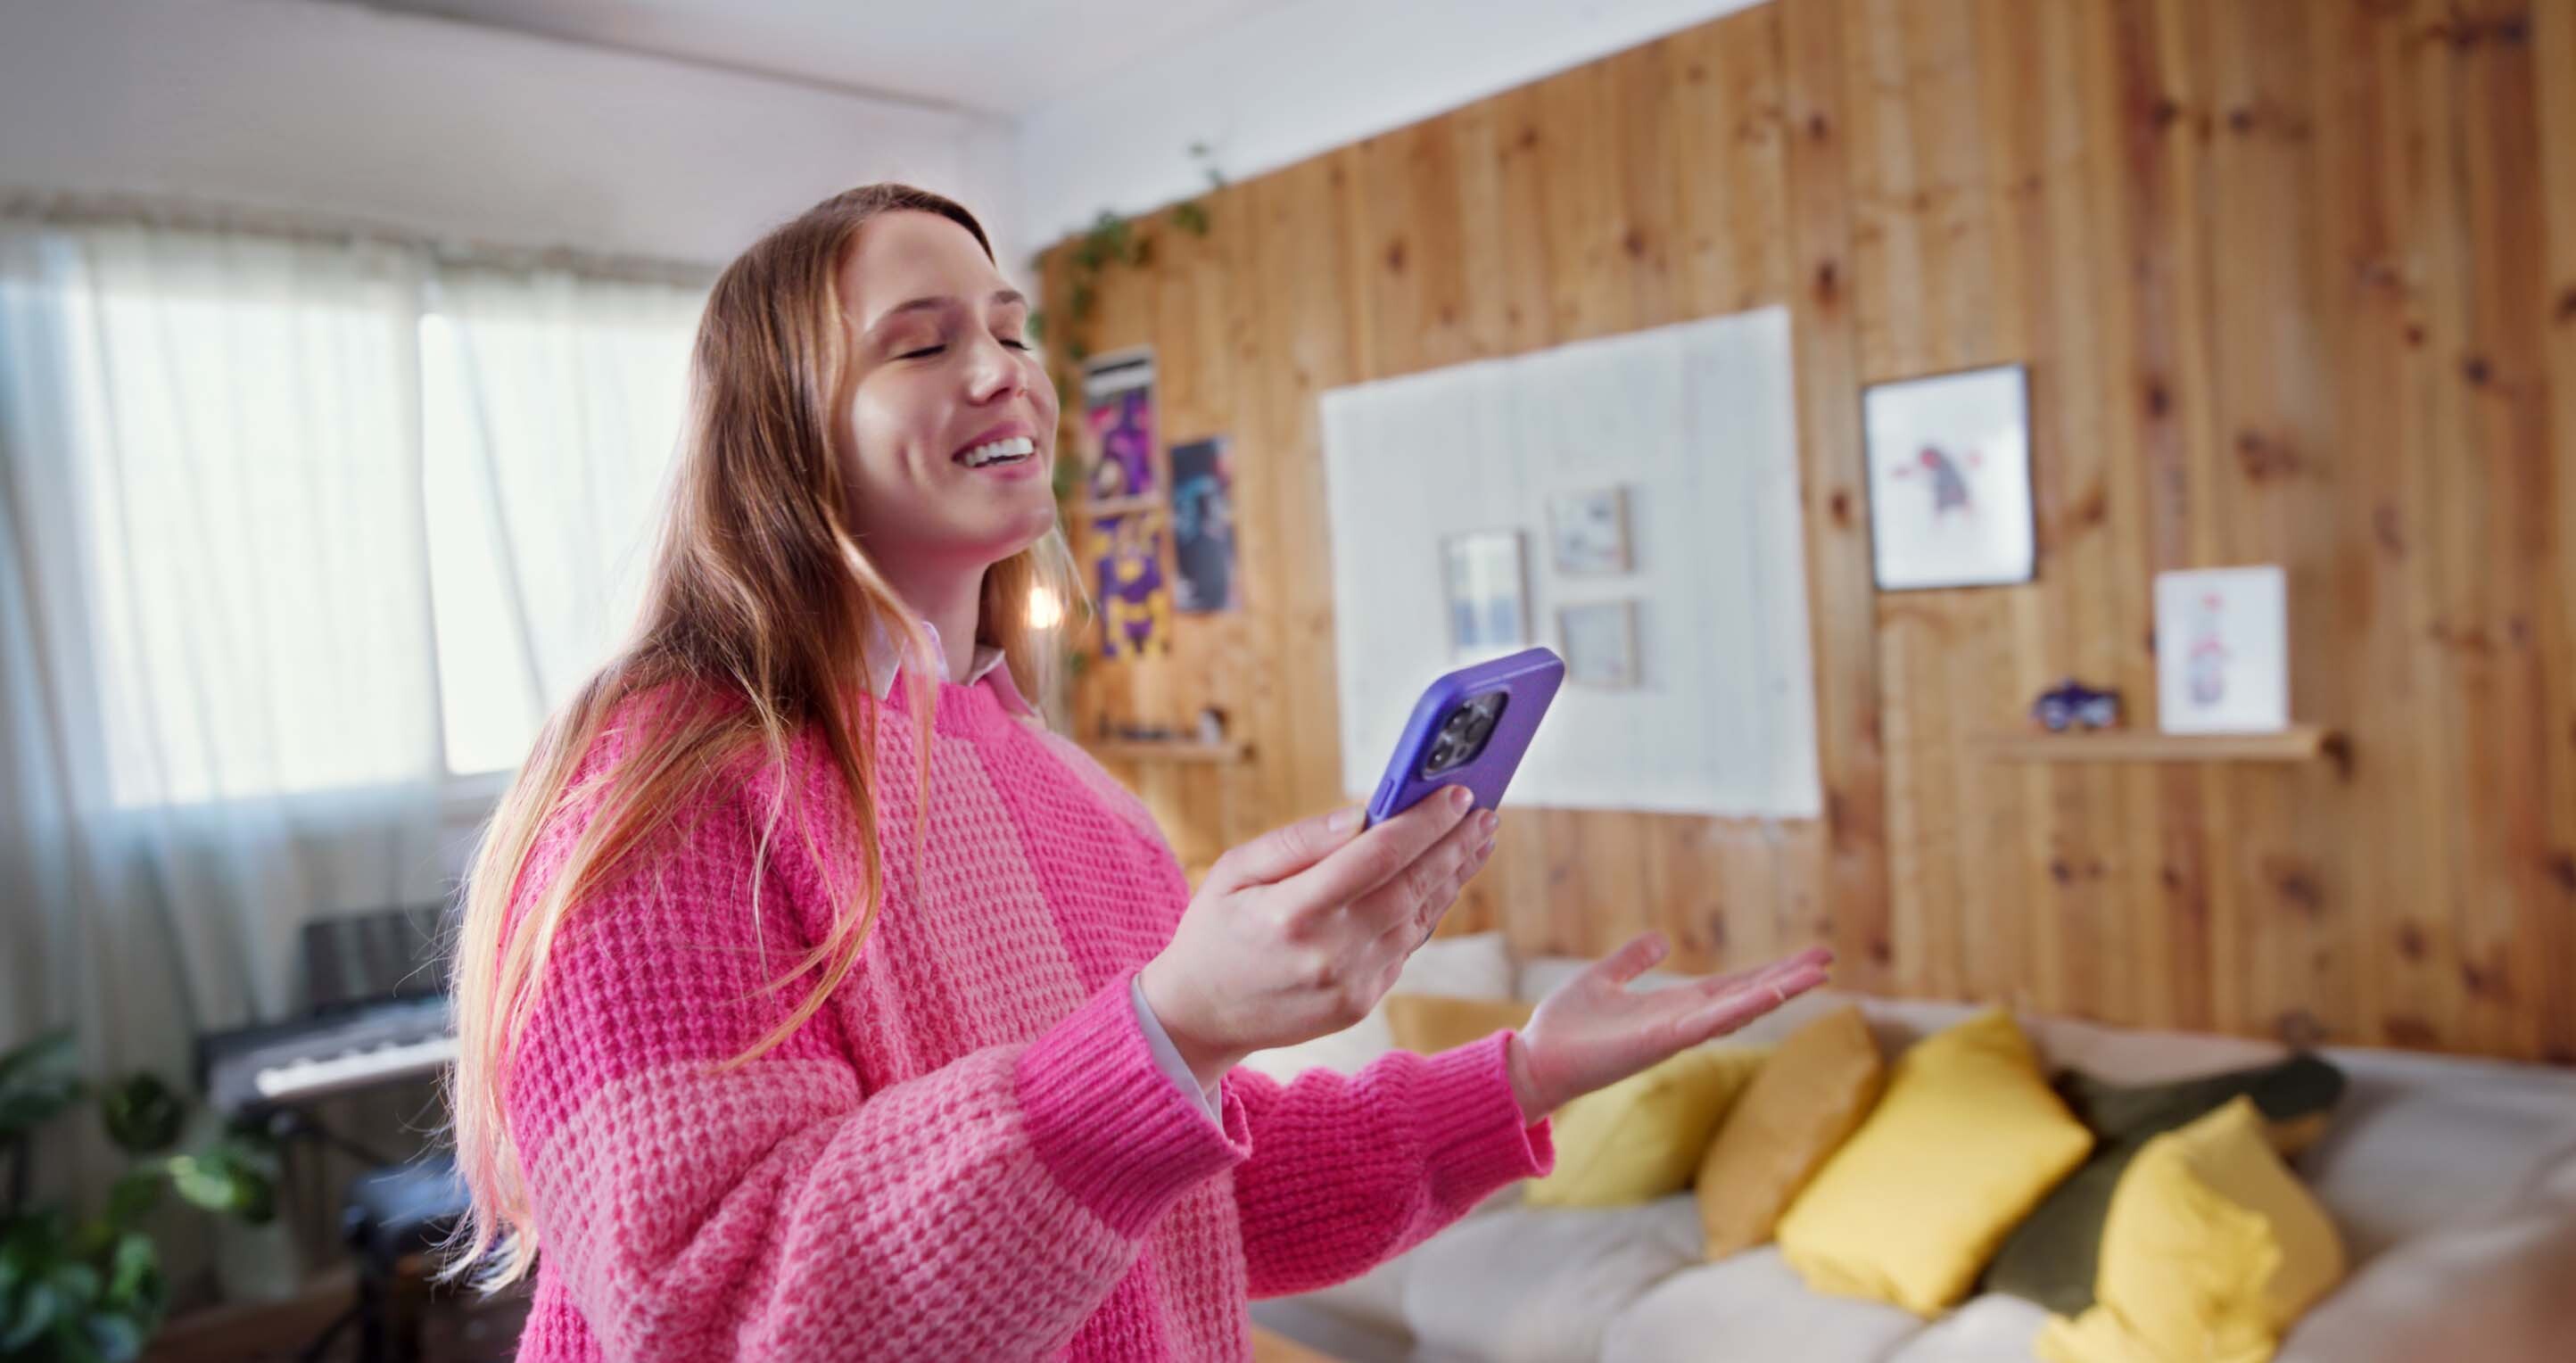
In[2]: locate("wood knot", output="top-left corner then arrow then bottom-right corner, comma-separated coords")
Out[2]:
1383,238 -> 1408,273
2143,377 -> 2171,418
2235,430 -> 2299,482
2396,921 -> 2427,962
1621,227 -> 1648,260
2462,354 -> 2491,386
1814,259 -> 1840,304
2372,503 -> 2406,556
1829,489 -> 1854,526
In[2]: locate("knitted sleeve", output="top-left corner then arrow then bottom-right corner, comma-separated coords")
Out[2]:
1225,1031 -> 1555,1298
500,771 -> 1252,1361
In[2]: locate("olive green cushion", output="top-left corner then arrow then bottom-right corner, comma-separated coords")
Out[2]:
1982,1053 -> 2346,1315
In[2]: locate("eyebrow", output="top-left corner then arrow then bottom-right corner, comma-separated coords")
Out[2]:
870,289 -> 1028,330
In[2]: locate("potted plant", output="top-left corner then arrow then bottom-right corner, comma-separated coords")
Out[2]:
1,1031 -> 279,1361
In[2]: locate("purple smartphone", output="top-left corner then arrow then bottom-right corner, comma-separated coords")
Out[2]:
1362,646 -> 1565,827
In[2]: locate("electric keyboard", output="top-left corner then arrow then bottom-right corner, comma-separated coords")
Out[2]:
200,995 -> 456,1116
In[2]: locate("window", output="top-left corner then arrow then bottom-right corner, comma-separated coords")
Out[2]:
4,219 -> 703,807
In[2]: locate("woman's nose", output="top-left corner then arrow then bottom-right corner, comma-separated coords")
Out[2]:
963,336 -> 1025,404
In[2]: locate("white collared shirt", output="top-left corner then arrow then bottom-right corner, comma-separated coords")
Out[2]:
861,615 -> 1037,718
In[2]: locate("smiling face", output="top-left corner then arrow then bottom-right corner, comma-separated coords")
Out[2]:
835,210 -> 1060,576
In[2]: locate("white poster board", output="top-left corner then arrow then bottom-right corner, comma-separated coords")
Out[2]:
1320,309 -> 1820,818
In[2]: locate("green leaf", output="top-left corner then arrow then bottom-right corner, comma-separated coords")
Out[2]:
46,1262 -> 100,1313
2,1280 -> 56,1351
1173,201 -> 1210,237
1069,281 -> 1097,323
98,1075 -> 182,1156
50,1313 -> 106,1363
0,1031 -> 85,1142
1065,339 -> 1090,366
1026,310 -> 1046,344
171,1144 -> 277,1225
103,1170 -> 161,1231
100,1235 -> 154,1312
84,1309 -> 147,1363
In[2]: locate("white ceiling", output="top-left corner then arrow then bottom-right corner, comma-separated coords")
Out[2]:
315,0 -> 1297,116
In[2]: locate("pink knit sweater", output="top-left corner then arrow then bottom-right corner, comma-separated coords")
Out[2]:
499,668 -> 1554,1361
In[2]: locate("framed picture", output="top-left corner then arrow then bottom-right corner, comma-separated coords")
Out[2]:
1862,363 -> 2035,591
1560,600 -> 1641,689
1441,530 -> 1529,659
2154,566 -> 2288,733
1080,348 -> 1159,505
1548,486 -> 1632,576
1088,510 -> 1172,660
1168,436 -> 1240,613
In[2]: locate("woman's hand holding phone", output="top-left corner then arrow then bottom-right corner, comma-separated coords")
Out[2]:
1137,785 -> 1499,1091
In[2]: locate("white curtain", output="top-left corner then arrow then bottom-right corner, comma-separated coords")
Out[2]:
0,214 -> 703,1281
0,220 -> 448,1082
422,264 -> 699,777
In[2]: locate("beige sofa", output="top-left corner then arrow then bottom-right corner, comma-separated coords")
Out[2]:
1245,939 -> 2576,1363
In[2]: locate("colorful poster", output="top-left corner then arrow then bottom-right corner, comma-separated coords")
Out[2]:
1168,436 -> 1240,613
1081,349 -> 1159,504
1090,510 -> 1171,659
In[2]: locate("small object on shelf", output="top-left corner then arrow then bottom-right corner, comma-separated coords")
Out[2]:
2029,677 -> 2121,732
1196,706 -> 1230,745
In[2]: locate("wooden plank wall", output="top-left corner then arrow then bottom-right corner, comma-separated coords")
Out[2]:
1041,0 -> 2576,1065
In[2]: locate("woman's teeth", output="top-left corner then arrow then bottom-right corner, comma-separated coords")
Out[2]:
958,436 -> 1036,468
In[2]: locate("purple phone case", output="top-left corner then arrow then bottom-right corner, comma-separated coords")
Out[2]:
1363,646 -> 1565,826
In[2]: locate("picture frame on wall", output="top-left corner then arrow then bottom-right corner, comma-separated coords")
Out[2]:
1559,600 -> 1641,689
1079,348 -> 1160,505
1862,363 -> 2036,591
1441,529 -> 1529,660
2153,565 -> 2289,733
1548,485 -> 1633,576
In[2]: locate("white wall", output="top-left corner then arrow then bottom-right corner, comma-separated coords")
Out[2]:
1012,0 -> 1763,261
0,0 -> 1020,272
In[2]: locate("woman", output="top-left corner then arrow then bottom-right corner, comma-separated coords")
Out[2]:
443,183 -> 1831,1361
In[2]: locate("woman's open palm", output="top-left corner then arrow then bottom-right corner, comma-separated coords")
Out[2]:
1509,935 -> 1833,1121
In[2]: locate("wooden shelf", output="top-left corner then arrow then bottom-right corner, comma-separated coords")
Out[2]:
1067,495 -> 1161,520
1092,739 -> 1252,765
1980,725 -> 2340,764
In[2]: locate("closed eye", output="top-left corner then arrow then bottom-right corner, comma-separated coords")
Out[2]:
896,344 -> 946,359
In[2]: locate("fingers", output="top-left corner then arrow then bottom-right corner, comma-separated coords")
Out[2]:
1680,957 -> 1832,1041
1210,803 -> 1367,891
1367,811 -> 1498,952
1283,784 -> 1479,913
1679,946 -> 1835,1005
1585,931 -> 1672,988
1350,802 -> 1494,937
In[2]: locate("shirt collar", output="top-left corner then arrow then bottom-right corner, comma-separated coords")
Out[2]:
863,614 -> 1036,718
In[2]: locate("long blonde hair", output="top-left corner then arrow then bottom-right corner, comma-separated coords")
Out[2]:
441,184 -> 1084,1290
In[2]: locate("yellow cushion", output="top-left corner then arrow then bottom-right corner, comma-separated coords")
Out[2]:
2037,1097 -> 2345,1363
1524,1044 -> 1771,1209
1776,1007 -> 2093,1314
1383,994 -> 1533,1054
1696,1004 -> 1886,1259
